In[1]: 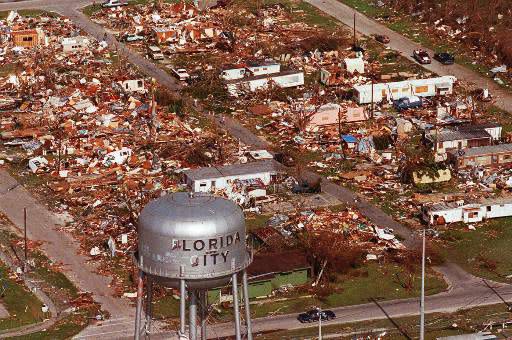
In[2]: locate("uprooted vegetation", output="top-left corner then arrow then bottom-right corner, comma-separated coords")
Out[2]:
376,0 -> 512,66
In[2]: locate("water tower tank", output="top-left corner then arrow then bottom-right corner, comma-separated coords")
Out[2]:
137,192 -> 251,289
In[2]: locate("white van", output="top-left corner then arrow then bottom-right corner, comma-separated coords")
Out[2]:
148,46 -> 164,60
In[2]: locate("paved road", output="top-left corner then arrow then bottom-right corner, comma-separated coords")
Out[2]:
211,263 -> 512,338
0,170 -> 135,339
305,0 -> 512,113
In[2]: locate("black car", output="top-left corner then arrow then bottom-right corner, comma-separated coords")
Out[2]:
434,52 -> 455,65
292,180 -> 321,194
298,309 -> 336,323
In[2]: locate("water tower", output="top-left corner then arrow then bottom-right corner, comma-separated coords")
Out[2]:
134,192 -> 253,340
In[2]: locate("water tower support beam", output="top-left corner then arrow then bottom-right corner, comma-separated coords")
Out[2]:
190,290 -> 198,340
145,278 -> 153,335
134,270 -> 144,340
179,279 -> 186,336
200,290 -> 207,340
242,270 -> 253,340
232,273 -> 242,340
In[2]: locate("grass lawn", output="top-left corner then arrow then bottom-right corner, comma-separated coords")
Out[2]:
223,262 -> 446,320
0,263 -> 45,331
440,217 -> 512,283
258,303 -> 511,339
0,10 -> 54,20
0,215 -> 93,335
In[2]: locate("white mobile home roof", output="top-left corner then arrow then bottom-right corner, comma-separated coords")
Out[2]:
183,160 -> 281,181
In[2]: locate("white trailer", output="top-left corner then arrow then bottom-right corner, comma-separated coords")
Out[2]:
422,197 -> 512,225
353,75 -> 457,104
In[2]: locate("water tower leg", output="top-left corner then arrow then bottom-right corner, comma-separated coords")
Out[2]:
134,270 -> 144,340
200,291 -> 207,340
179,279 -> 186,337
189,291 -> 198,340
242,270 -> 253,340
232,273 -> 242,340
146,278 -> 153,335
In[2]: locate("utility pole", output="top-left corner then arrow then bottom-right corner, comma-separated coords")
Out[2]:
371,77 -> 374,119
353,13 -> 356,48
420,228 -> 426,340
24,208 -> 28,273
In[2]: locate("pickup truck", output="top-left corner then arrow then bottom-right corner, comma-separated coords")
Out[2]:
393,95 -> 422,111
172,68 -> 190,81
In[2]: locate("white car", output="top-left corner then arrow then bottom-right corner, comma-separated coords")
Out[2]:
172,68 -> 190,81
102,0 -> 128,8
123,34 -> 144,42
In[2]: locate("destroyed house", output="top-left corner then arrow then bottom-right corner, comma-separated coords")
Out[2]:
427,129 -> 492,153
225,70 -> 304,96
11,29 -> 46,48
353,76 -> 456,104
183,160 -> 282,192
208,250 -> 310,301
320,65 -> 343,86
450,143 -> 512,169
61,36 -> 90,53
152,27 -> 179,44
307,104 -> 368,128
422,196 -> 512,225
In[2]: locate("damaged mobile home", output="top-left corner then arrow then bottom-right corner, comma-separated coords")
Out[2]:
422,196 -> 512,225
353,76 -> 457,104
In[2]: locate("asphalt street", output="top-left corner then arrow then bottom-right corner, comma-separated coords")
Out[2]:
1,0 -> 512,338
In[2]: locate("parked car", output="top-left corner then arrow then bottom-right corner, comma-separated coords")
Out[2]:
434,52 -> 455,65
147,46 -> 164,60
102,0 -> 128,8
298,309 -> 336,323
413,49 -> 431,64
393,95 -> 423,111
172,68 -> 191,81
375,34 -> 390,44
292,180 -> 321,194
122,34 -> 144,42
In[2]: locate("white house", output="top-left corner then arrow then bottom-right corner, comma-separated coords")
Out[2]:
61,36 -> 90,53
183,160 -> 282,192
422,196 -> 512,225
117,79 -> 146,93
226,70 -> 304,96
426,129 -> 493,153
353,75 -> 457,104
